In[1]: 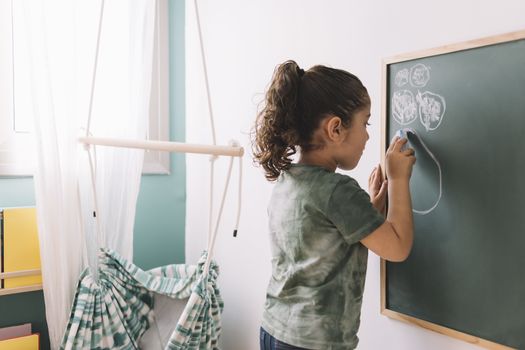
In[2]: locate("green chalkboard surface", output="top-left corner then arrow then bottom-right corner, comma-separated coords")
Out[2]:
382,31 -> 525,349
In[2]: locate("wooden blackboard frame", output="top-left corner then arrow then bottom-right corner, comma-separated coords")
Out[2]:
380,29 -> 525,350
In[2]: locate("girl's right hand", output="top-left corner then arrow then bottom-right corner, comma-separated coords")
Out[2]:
386,137 -> 416,181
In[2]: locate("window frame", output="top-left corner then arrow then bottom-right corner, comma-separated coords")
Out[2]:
0,0 -> 170,177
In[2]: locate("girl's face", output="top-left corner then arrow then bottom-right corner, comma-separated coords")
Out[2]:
336,105 -> 371,170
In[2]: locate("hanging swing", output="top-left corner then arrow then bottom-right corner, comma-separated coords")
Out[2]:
59,0 -> 242,348
61,249 -> 223,349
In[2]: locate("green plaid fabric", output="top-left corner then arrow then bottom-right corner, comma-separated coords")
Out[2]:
60,249 -> 223,350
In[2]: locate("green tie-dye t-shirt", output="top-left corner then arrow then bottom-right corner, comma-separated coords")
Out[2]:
261,164 -> 385,350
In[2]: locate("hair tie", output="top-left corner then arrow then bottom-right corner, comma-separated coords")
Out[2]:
298,68 -> 305,77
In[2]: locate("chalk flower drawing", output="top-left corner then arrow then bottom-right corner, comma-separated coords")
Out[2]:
392,90 -> 418,125
395,69 -> 409,87
417,91 -> 446,131
410,63 -> 430,87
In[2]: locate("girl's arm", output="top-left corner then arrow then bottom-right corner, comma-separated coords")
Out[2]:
361,137 -> 415,262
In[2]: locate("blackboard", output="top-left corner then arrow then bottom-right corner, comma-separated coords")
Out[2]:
381,30 -> 525,349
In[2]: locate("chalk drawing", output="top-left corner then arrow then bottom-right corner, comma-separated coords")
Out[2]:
410,63 -> 430,87
395,69 -> 409,87
396,128 -> 442,215
417,91 -> 446,131
392,90 -> 418,125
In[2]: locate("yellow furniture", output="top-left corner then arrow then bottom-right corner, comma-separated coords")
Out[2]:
0,334 -> 39,350
1,208 -> 42,293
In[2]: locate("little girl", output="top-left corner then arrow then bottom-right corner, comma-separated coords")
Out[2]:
252,60 -> 416,350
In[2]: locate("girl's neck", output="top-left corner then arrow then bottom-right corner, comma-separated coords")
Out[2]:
298,151 -> 337,172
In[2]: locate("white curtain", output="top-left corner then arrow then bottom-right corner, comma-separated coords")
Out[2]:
18,0 -> 156,348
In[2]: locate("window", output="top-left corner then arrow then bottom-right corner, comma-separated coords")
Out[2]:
0,0 -> 170,176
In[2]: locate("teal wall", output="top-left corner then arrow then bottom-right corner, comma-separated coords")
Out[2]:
0,1 -> 185,348
134,0 -> 186,270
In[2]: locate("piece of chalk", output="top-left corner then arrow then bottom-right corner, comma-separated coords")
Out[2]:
394,128 -> 414,152
395,129 -> 407,140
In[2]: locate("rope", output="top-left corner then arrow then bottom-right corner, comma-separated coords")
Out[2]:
86,147 -> 104,247
85,0 -> 106,138
82,0 -> 106,255
193,0 -> 216,146
233,141 -> 242,237
76,183 -> 89,268
203,156 -> 234,276
194,0 -> 244,248
208,156 -> 217,243
193,0 -> 221,244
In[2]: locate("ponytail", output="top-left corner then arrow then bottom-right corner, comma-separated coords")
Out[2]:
252,60 -> 304,181
252,60 -> 370,181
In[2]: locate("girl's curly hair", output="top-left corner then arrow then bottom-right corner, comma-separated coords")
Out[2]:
252,60 -> 370,181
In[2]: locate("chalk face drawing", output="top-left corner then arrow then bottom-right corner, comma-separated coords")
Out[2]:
395,69 -> 409,87
392,90 -> 418,125
391,63 -> 446,132
410,63 -> 430,87
417,91 -> 446,131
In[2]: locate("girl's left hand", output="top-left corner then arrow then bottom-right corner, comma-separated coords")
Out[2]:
369,164 -> 388,213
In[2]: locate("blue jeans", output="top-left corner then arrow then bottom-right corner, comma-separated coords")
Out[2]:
259,327 -> 311,350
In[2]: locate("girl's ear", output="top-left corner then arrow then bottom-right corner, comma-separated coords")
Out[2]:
325,116 -> 344,143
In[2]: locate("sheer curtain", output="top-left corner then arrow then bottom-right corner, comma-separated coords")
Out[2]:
18,0 -> 156,348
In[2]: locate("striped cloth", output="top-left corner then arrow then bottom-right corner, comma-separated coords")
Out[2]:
60,249 -> 223,350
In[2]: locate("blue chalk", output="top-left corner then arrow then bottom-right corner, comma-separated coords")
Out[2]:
394,128 -> 415,151
395,129 -> 407,140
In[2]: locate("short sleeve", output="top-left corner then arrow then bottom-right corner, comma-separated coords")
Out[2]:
326,176 -> 385,245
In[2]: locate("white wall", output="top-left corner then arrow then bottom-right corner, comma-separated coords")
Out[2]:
185,1 -> 525,349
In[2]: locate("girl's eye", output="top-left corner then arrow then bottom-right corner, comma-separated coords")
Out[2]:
366,122 -> 371,127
